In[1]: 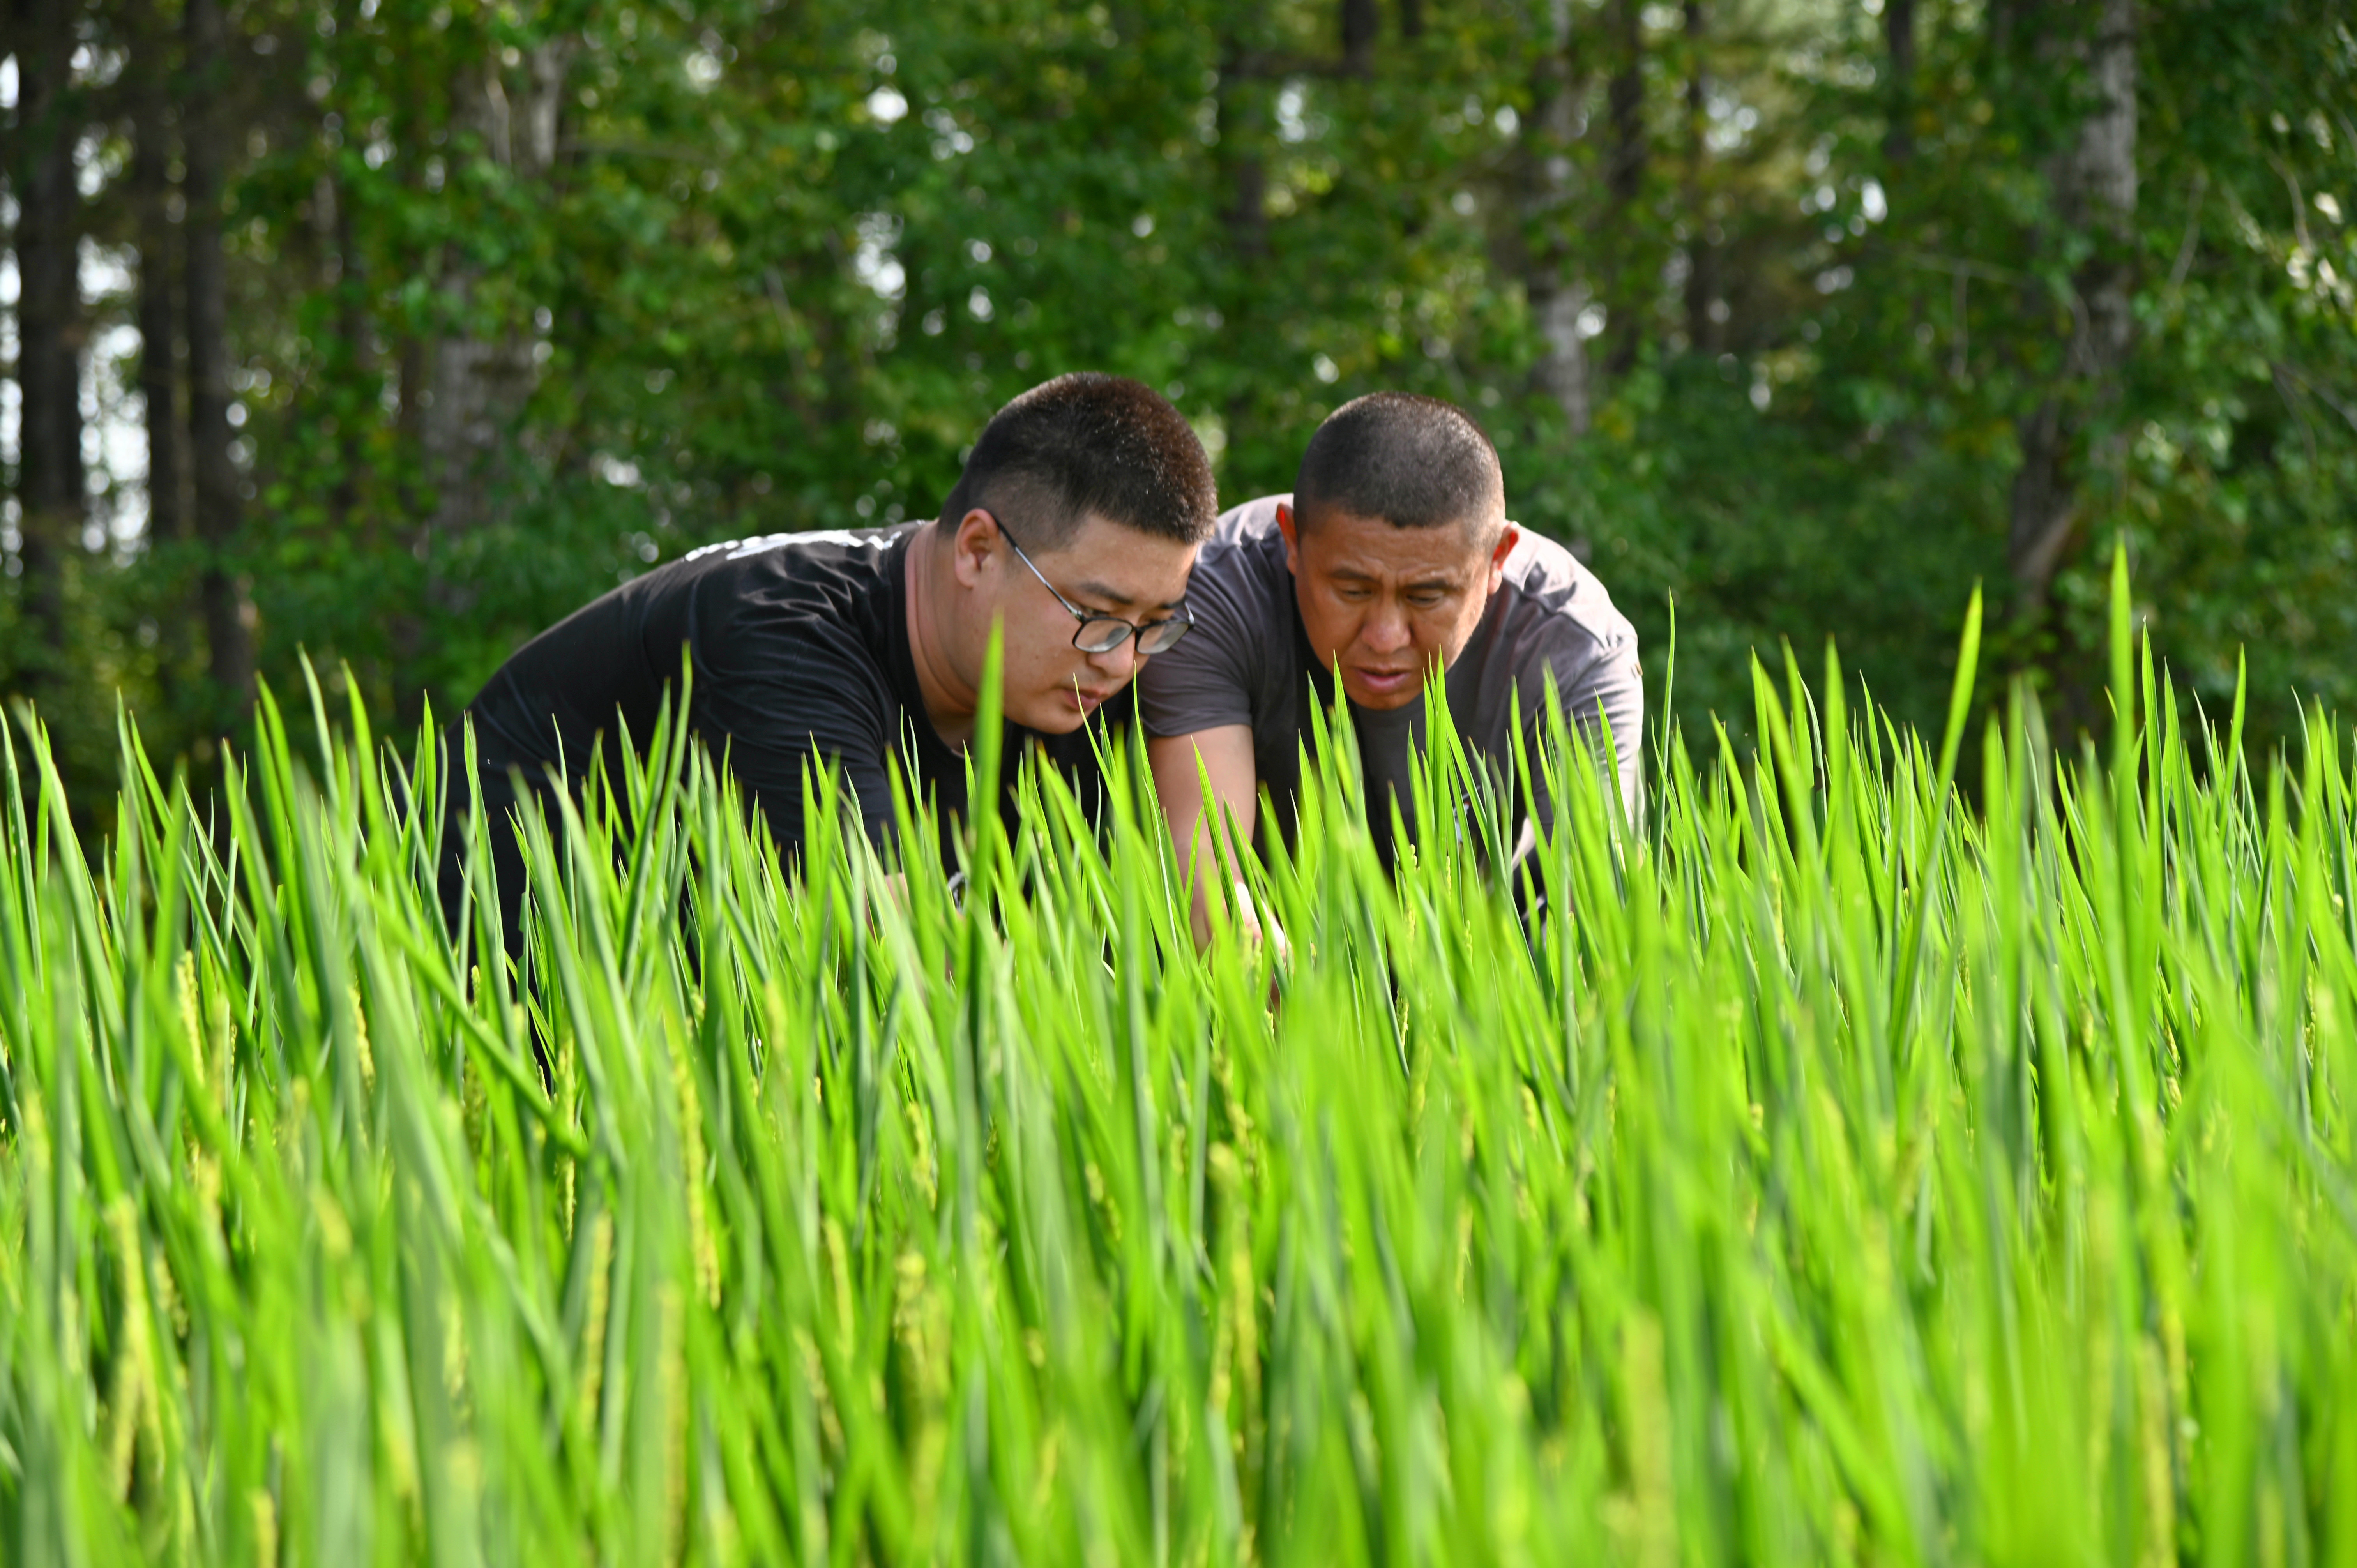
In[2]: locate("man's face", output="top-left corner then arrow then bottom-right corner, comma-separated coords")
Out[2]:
1277,500 -> 1518,711
956,509 -> 1198,734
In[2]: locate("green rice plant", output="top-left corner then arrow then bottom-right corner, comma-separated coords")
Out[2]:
5,553 -> 2357,1566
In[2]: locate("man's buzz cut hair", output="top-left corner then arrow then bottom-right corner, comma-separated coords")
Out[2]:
940,373 -> 1219,551
1293,391 -> 1506,538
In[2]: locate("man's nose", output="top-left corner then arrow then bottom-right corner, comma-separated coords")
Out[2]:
1359,600 -> 1412,654
1085,637 -> 1141,682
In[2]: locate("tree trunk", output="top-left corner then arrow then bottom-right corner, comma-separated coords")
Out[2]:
1604,0 -> 1647,377
1508,0 -> 1594,435
184,0 -> 257,718
390,329 -> 430,726
1341,0 -> 1379,72
1884,0 -> 1918,163
389,33 -> 435,722
403,38 -> 575,724
1214,27 -> 1272,465
1682,0 -> 1719,354
2007,0 -> 2137,618
1216,32 -> 1270,270
11,0 -> 84,697
422,43 -> 576,529
129,0 -> 201,729
1397,0 -> 1422,40
130,0 -> 187,552
316,167 -> 369,532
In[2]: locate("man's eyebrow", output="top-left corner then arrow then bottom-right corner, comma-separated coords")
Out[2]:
1327,564 -> 1462,591
1074,580 -> 1186,613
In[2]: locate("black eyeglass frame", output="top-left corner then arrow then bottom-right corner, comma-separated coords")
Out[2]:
988,513 -> 1194,657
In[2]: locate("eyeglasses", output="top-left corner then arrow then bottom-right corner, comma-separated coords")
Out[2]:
991,514 -> 1194,656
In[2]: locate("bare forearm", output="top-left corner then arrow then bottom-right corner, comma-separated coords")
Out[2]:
1148,727 -> 1260,951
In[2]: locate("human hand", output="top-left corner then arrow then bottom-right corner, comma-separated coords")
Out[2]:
1232,878 -> 1291,968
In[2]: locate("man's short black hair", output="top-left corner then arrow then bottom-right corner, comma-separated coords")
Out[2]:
1294,391 -> 1505,537
941,373 -> 1218,550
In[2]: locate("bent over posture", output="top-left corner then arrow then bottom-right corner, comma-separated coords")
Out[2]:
446,372 -> 1217,936
1138,391 -> 1642,940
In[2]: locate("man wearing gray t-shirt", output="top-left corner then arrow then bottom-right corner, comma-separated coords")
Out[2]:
1138,391 -> 1642,939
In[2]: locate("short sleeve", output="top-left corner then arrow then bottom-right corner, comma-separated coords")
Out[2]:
1136,538 -> 1270,738
1523,627 -> 1645,826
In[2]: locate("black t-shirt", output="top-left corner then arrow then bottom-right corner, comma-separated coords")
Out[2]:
454,525 -> 1122,871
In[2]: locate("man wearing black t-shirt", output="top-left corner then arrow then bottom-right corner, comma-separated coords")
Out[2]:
445,372 -> 1217,933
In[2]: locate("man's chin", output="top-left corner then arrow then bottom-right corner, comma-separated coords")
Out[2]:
1013,692 -> 1097,734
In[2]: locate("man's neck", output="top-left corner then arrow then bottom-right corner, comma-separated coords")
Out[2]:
903,524 -> 979,750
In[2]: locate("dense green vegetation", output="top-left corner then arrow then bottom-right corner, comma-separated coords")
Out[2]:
8,0 -> 2356,822
6,566 -> 2357,1563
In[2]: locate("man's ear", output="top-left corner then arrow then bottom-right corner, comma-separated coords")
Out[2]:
951,508 -> 1000,589
1486,521 -> 1520,591
1275,501 -> 1301,577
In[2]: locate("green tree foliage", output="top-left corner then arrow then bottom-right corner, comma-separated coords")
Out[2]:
5,0 -> 2355,817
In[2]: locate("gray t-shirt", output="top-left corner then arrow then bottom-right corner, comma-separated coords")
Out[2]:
1137,494 -> 1643,866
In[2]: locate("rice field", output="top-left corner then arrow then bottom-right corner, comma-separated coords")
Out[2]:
5,560 -> 2357,1566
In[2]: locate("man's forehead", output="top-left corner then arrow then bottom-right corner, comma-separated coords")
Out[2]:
1299,505 -> 1497,574
1039,511 -> 1196,607
1041,510 -> 1187,566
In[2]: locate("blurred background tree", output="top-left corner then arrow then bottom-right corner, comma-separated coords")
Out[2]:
3,0 -> 2352,825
